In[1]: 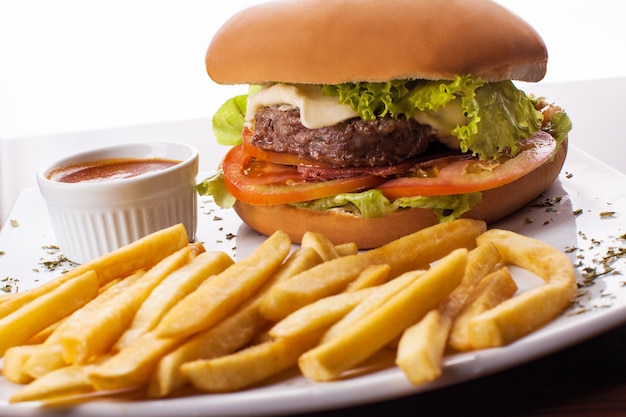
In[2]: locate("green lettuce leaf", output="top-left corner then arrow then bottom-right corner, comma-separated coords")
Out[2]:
293,189 -> 482,223
321,76 -> 484,122
196,171 -> 236,208
211,86 -> 261,146
547,111 -> 573,144
322,76 -> 545,160
211,94 -> 248,146
461,80 -> 544,158
196,173 -> 481,223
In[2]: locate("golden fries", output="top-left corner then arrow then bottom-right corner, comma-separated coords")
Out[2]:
0,223 -> 189,319
10,364 -> 100,403
346,264 -> 391,291
2,219 -> 578,404
299,249 -> 467,381
0,270 -> 99,357
89,332 -> 181,391
333,242 -> 358,257
155,231 -> 292,339
3,345 -> 40,384
54,270 -> 148,364
269,288 -> 376,340
182,332 -> 320,393
321,270 -> 423,344
465,229 -> 577,348
395,241 -> 502,384
114,251 -> 234,351
301,231 -> 340,261
148,246 -> 322,398
261,219 -> 486,321
448,267 -> 518,351
55,247 -> 192,364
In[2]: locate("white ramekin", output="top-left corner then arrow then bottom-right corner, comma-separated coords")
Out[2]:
36,141 -> 198,264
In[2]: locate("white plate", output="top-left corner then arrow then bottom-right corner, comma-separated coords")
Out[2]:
0,145 -> 625,416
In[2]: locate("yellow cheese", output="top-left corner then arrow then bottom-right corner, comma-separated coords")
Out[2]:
246,84 -> 358,129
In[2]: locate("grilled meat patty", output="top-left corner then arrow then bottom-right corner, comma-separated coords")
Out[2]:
250,106 -> 436,167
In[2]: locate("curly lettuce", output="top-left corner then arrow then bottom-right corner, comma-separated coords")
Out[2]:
322,76 -> 545,159
293,189 -> 481,222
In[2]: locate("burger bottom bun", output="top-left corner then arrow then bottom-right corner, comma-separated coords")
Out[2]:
233,140 -> 568,249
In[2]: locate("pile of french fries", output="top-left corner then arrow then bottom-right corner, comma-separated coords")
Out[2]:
0,219 -> 577,404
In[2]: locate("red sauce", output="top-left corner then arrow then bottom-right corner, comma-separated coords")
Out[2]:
47,158 -> 181,183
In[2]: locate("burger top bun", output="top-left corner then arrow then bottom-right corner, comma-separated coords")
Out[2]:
206,0 -> 547,85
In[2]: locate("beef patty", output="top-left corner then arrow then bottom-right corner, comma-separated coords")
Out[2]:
250,107 -> 436,167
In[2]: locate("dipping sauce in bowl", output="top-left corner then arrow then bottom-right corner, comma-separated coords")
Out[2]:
37,141 -> 198,264
47,158 -> 181,183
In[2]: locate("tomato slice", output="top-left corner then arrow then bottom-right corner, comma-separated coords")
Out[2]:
242,140 -> 332,168
377,132 -> 557,198
222,145 -> 385,205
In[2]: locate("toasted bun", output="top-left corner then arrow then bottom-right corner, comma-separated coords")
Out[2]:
234,140 -> 567,249
206,0 -> 547,85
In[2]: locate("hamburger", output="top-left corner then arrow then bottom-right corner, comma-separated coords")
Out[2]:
197,0 -> 572,248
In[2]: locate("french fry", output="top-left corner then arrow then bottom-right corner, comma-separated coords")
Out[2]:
3,345 -> 39,384
187,241 -> 207,257
89,332 -> 181,391
395,242 -> 502,384
269,288 -> 377,340
53,270 -> 146,364
20,270 -> 151,379
333,242 -> 358,257
0,270 -> 99,357
464,229 -> 577,348
447,242 -> 503,317
59,247 -> 192,364
346,264 -> 391,292
0,223 -> 189,319
114,251 -> 234,351
148,305 -> 267,397
18,270 -> 146,379
95,246 -> 319,395
21,341 -> 66,380
448,267 -> 518,351
321,271 -> 423,343
155,231 -> 292,340
299,248 -> 467,382
148,246 -> 323,398
24,273 -> 128,346
261,219 -> 485,321
396,309 -> 448,383
182,333 -> 320,393
10,364 -> 99,403
263,263 -> 389,343
301,231 -> 340,261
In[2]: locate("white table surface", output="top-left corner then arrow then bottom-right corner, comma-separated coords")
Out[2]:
1,0 -> 625,223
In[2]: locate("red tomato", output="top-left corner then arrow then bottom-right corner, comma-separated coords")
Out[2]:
376,132 -> 557,198
222,145 -> 385,205
242,140 -> 332,168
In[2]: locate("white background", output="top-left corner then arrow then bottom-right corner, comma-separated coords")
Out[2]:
2,0 -> 625,138
0,0 -> 625,221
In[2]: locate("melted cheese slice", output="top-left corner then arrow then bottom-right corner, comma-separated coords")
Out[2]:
246,84 -> 358,129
